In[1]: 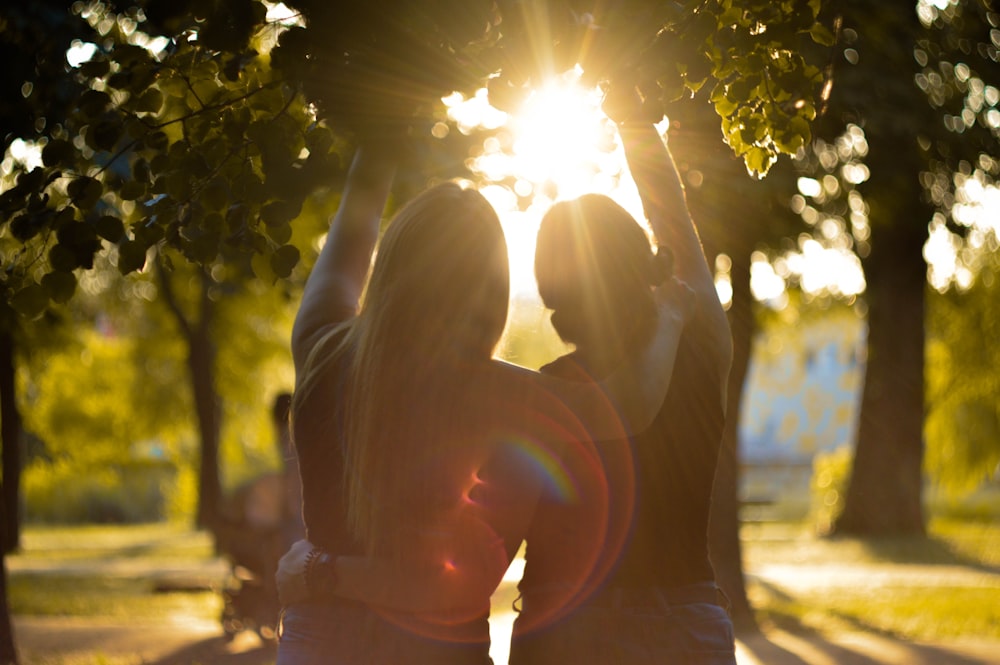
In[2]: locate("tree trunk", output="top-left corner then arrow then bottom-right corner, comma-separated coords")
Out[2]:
824,0 -> 933,538
190,320 -> 222,532
832,196 -> 927,536
0,485 -> 18,664
709,250 -> 758,633
157,265 -> 223,533
0,330 -> 21,554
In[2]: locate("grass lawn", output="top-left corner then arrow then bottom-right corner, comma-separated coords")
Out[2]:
743,512 -> 1000,641
7,522 -> 224,623
7,498 -> 1000,647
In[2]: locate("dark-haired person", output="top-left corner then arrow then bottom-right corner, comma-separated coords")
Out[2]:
509,115 -> 736,664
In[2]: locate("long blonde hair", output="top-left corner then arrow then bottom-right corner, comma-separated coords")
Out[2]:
294,183 -> 510,558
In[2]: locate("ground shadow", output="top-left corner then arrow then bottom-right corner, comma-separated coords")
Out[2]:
833,531 -> 1000,577
740,602 -> 994,665
151,634 -> 276,665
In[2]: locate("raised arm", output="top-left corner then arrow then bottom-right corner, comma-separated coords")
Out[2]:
616,121 -> 732,403
500,276 -> 693,437
291,144 -> 398,373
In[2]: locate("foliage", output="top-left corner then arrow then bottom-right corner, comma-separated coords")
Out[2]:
926,255 -> 1000,495
19,327 -> 187,465
16,281 -> 295,523
912,0 -> 1000,237
810,444 -> 852,535
271,0 -> 830,177
0,0 -> 837,324
0,1 -> 346,322
22,458 -> 175,523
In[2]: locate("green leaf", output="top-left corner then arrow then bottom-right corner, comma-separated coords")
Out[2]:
271,244 -> 300,278
96,215 -> 126,242
10,284 -> 49,319
146,131 -> 169,151
8,215 -> 36,241
260,200 -> 301,227
120,180 -> 147,201
110,43 -> 150,67
135,88 -> 164,113
67,177 -> 103,210
185,233 -> 220,264
165,171 -> 193,200
48,244 -> 78,272
78,90 -> 112,119
200,178 -> 230,211
744,146 -> 776,179
42,139 -> 75,167
88,116 -> 123,152
42,271 -> 78,304
118,239 -> 148,275
78,59 -> 111,78
265,221 -> 292,245
808,22 -> 837,47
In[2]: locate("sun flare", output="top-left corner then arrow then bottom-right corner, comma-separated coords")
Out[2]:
450,72 -> 651,300
507,76 -> 617,201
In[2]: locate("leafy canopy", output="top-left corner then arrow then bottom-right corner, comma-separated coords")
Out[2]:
1,0 -> 833,320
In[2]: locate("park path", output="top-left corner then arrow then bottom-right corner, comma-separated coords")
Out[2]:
14,612 -> 1000,665
11,551 -> 1000,664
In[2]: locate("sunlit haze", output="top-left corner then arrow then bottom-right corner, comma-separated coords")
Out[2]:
448,71 -> 655,300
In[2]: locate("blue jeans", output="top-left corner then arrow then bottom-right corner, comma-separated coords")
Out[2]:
509,584 -> 737,665
277,601 -> 493,665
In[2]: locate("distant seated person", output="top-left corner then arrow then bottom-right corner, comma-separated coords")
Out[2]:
218,392 -> 304,578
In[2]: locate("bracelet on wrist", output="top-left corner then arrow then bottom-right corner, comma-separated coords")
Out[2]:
304,547 -> 338,598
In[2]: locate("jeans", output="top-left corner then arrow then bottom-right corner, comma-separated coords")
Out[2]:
277,601 -> 493,665
509,583 -> 737,665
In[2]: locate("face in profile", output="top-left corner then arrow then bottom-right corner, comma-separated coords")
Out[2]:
535,195 -> 657,356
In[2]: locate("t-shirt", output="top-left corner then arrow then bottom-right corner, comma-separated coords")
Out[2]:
516,329 -> 724,626
293,325 -> 497,647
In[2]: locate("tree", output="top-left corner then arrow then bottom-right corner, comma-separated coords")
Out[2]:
806,0 -> 1000,536
0,1 -> 346,533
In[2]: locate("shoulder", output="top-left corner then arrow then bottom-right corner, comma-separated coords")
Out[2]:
539,353 -> 590,381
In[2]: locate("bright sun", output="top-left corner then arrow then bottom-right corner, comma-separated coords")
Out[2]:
446,71 -> 649,298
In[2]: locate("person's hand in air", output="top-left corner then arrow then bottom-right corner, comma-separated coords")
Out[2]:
602,72 -> 663,126
655,275 -> 697,329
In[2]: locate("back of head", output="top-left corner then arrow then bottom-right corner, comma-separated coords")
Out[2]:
345,182 -> 511,557
535,194 -> 660,350
363,182 -> 510,360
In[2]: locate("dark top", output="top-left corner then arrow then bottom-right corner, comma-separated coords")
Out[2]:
295,327 -> 360,557
293,325 -> 495,648
517,330 -> 723,625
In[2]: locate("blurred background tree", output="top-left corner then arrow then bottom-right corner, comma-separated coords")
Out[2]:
783,0 -> 1000,537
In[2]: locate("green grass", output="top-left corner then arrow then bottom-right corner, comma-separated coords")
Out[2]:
8,506 -> 1000,648
8,573 -> 222,621
743,515 -> 1000,641
8,522 -> 223,623
16,522 -> 215,561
